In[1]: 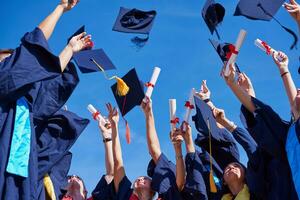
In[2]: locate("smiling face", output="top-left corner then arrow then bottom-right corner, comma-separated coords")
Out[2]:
223,162 -> 245,185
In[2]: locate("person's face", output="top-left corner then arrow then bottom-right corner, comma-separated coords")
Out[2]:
0,52 -> 11,62
133,176 -> 152,191
67,175 -> 86,197
223,162 -> 245,185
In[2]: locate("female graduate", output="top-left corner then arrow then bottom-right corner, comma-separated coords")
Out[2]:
223,54 -> 299,199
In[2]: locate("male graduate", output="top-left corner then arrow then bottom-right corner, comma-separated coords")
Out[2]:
0,0 -> 92,199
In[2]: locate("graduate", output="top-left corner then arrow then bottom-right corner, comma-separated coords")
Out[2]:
212,107 -> 266,200
141,97 -> 184,200
0,0 -> 92,199
223,58 -> 299,199
105,103 -> 156,200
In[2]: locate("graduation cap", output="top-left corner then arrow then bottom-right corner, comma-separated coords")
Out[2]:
73,49 -> 130,96
202,0 -> 225,40
111,68 -> 145,144
234,0 -> 298,49
209,39 -> 241,73
112,7 -> 157,49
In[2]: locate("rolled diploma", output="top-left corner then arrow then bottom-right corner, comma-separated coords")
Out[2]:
224,29 -> 247,77
87,104 -> 105,123
254,39 -> 282,61
144,67 -> 161,102
169,99 -> 177,131
184,88 -> 196,123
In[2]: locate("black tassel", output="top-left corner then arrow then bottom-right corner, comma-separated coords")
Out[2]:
258,3 -> 298,50
131,35 -> 149,50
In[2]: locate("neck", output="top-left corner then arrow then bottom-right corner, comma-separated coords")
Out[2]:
134,190 -> 152,200
66,190 -> 84,200
227,182 -> 244,196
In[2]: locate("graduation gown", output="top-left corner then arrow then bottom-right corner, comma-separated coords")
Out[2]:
240,97 -> 298,200
0,27 -> 80,199
91,175 -> 114,200
182,150 -> 223,200
36,109 -> 89,199
231,127 -> 267,200
192,96 -> 240,170
147,153 -> 182,200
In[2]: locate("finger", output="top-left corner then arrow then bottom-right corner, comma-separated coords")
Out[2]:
74,32 -> 86,40
287,8 -> 300,12
290,0 -> 297,5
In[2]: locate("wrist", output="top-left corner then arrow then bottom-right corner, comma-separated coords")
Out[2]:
57,4 -> 66,13
279,67 -> 289,74
173,143 -> 182,151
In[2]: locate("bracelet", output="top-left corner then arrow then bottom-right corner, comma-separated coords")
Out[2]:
103,138 -> 112,143
281,71 -> 289,77
204,98 -> 210,103
175,155 -> 183,160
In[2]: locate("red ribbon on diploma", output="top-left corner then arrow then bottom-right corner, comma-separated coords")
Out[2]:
226,44 -> 239,60
261,41 -> 271,55
145,82 -> 155,87
170,117 -> 180,124
185,101 -> 194,109
92,111 -> 100,120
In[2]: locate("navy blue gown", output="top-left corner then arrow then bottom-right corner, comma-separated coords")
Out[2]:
0,27 -> 82,199
240,97 -> 298,200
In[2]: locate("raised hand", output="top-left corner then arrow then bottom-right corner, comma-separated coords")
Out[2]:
141,96 -> 153,116
224,63 -> 236,86
68,32 -> 92,53
195,80 -> 211,100
212,107 -> 226,124
106,103 -> 119,126
284,0 -> 300,24
272,51 -> 289,73
60,0 -> 79,12
170,128 -> 184,147
237,73 -> 256,97
99,119 -> 112,139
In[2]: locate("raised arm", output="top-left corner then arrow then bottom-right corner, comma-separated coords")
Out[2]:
170,127 -> 185,191
212,107 -> 257,156
141,97 -> 162,163
224,64 -> 256,113
106,103 -> 124,193
59,32 -> 92,72
272,51 -> 297,116
38,0 -> 79,40
98,119 -> 114,183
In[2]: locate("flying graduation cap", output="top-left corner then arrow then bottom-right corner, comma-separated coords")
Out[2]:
234,0 -> 298,49
202,0 -> 225,40
112,7 -> 157,49
111,68 -> 145,144
73,49 -> 130,96
209,39 -> 241,73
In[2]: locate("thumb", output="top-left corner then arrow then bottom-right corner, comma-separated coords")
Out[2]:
74,32 -> 86,40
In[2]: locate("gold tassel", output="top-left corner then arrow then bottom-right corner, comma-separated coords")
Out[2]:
91,58 -> 129,96
115,77 -> 130,96
43,173 -> 56,200
207,119 -> 218,193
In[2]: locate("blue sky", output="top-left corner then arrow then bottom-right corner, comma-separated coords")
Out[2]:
1,0 -> 299,194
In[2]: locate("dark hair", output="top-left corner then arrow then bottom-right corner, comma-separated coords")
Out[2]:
222,162 -> 247,195
60,175 -> 88,199
0,49 -> 14,54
